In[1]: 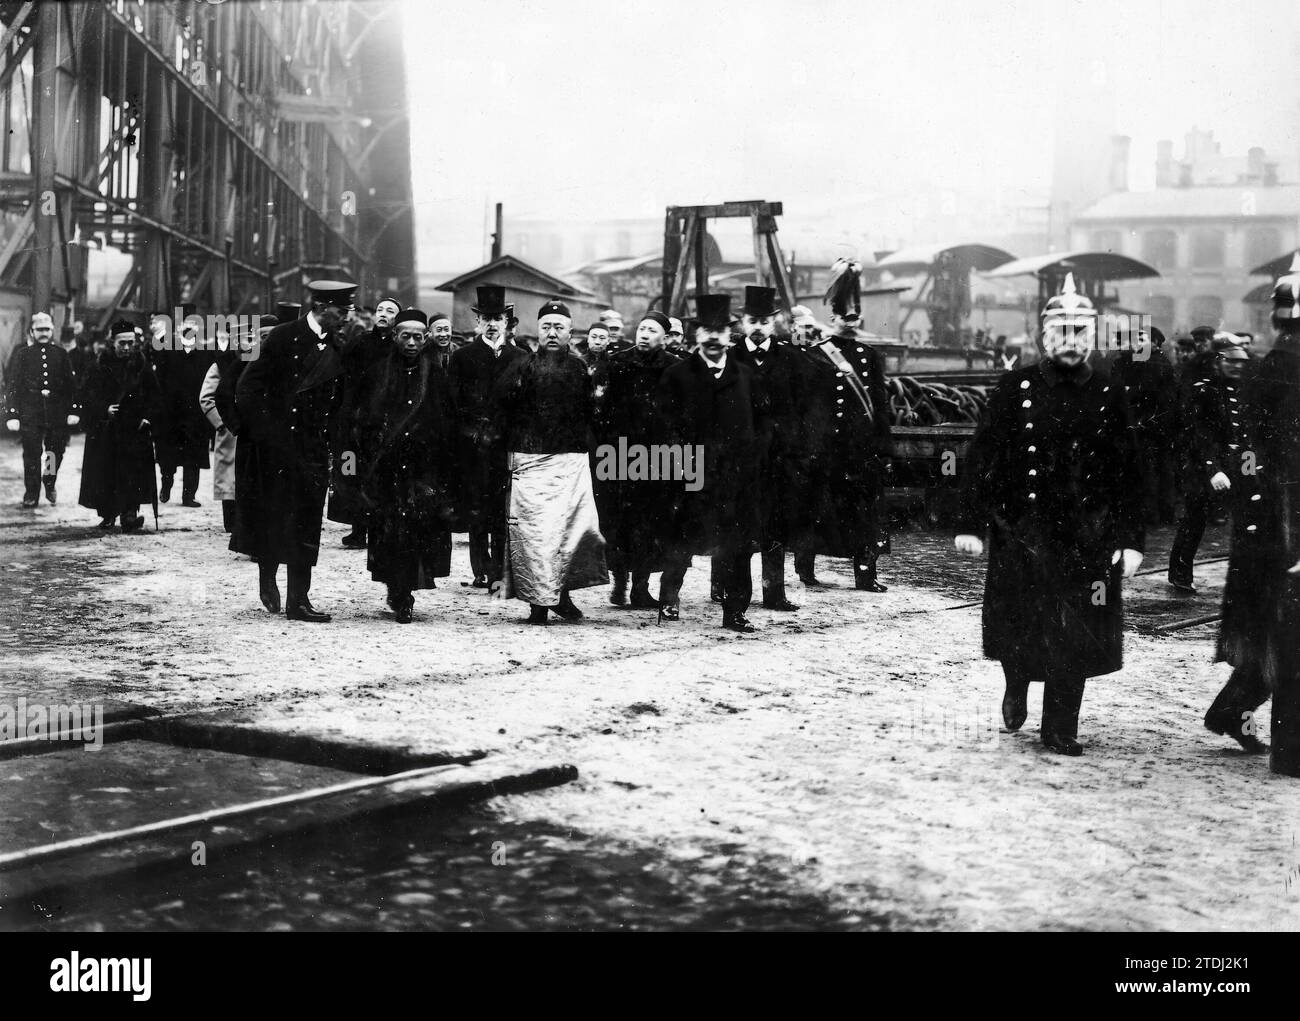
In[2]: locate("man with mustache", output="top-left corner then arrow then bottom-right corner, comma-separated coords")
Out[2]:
5,311 -> 79,507
493,299 -> 607,623
231,280 -> 352,622
447,285 -> 527,589
955,274 -> 1145,755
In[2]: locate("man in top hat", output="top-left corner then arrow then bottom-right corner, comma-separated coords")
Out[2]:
656,294 -> 768,632
447,284 -> 528,588
955,274 -> 1145,755
330,295 -> 402,549
78,320 -> 160,531
352,308 -> 456,624
1211,256 -> 1300,768
796,259 -> 893,590
730,285 -> 804,612
230,279 -> 353,622
493,299 -> 607,623
5,311 -> 80,507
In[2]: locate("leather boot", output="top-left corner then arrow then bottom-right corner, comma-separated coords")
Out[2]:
610,569 -> 628,606
554,590 -> 584,620
285,565 -> 330,622
527,604 -> 549,625
722,608 -> 757,633
258,562 -> 281,614
42,476 -> 56,504
629,572 -> 660,609
854,555 -> 887,592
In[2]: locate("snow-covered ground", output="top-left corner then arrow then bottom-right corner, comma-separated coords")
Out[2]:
2,434 -> 1297,931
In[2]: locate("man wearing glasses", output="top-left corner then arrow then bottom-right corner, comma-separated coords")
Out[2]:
231,280 -> 353,622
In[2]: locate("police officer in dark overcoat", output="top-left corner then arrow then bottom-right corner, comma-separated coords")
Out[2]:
5,311 -> 79,506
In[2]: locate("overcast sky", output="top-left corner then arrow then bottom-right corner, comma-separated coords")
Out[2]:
402,0 -> 1300,269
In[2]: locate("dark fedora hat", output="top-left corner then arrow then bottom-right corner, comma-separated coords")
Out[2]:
739,285 -> 779,318
472,284 -> 513,317
690,293 -> 737,331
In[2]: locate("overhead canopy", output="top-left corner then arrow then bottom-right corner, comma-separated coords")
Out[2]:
983,249 -> 1160,282
1250,249 -> 1300,278
875,242 -> 1017,275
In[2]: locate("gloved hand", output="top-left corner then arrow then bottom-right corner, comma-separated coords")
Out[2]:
66,414 -> 79,427
138,418 -> 151,432
1209,471 -> 1231,492
955,534 -> 983,556
5,418 -> 18,432
1111,548 -> 1143,578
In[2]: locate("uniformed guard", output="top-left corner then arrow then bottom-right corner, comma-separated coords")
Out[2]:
955,274 -> 1145,755
5,311 -> 79,507
1211,255 -> 1300,767
798,259 -> 892,591
230,280 -> 352,622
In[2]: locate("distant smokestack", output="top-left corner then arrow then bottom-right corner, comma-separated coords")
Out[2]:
1247,146 -> 1266,182
1155,140 -> 1174,188
1264,161 -> 1279,187
1109,135 -> 1131,192
491,203 -> 503,261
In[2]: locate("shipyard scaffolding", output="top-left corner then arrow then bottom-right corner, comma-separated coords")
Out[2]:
0,0 -> 416,355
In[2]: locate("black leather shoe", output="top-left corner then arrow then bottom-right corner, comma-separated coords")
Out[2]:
1205,711 -> 1268,753
120,514 -> 144,532
181,498 -> 201,508
554,593 -> 584,620
98,517 -> 116,529
341,532 -> 367,549
797,574 -> 822,587
722,611 -> 757,633
1002,686 -> 1028,731
395,600 -> 413,624
1167,575 -> 1197,594
657,603 -> 679,623
610,576 -> 628,606
710,583 -> 723,603
159,480 -> 172,503
629,588 -> 661,609
1042,732 -> 1083,756
43,478 -> 56,504
527,604 -> 549,625
20,494 -> 37,508
471,575 -> 489,588
286,601 -> 331,623
762,597 -> 799,611
260,579 -> 282,614
855,578 -> 888,592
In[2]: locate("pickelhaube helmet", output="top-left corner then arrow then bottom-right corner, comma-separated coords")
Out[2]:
1271,253 -> 1300,323
1041,273 -> 1097,324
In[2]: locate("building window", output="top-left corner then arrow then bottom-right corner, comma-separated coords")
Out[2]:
1245,227 -> 1282,271
1141,229 -> 1178,271
1190,229 -> 1225,269
1189,295 -> 1223,326
1090,230 -> 1122,254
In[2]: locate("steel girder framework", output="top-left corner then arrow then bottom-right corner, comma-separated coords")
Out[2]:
3,0 -> 416,327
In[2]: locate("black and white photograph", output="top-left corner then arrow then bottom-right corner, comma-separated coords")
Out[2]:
1,0 -> 1299,968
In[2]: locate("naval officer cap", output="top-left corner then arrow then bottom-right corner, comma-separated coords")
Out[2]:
538,298 -> 572,319
307,280 -> 358,306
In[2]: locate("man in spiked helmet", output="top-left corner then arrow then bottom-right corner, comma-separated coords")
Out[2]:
1210,255 -> 1300,770
795,258 -> 893,591
954,274 -> 1145,756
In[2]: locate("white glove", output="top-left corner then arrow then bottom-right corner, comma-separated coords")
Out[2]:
66,414 -> 79,426
955,534 -> 984,556
1209,471 -> 1231,492
1112,548 -> 1143,578
5,418 -> 17,432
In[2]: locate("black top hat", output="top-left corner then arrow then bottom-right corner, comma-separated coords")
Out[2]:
277,301 -> 303,322
472,285 -> 513,317
739,285 -> 779,318
691,294 -> 736,331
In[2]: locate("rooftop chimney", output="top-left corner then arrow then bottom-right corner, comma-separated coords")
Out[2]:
1156,140 -> 1174,188
1247,146 -> 1266,182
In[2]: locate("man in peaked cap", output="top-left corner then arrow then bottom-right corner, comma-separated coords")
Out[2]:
954,273 -> 1145,756
447,284 -> 527,588
655,294 -> 768,633
1211,256 -> 1300,769
492,298 -> 607,623
230,279 -> 353,621
730,285 -> 803,613
5,311 -> 80,507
